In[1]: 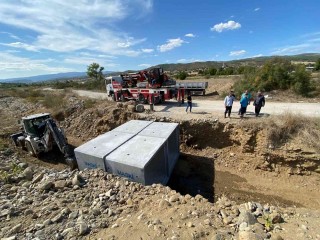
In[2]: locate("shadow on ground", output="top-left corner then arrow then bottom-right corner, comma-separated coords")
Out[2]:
167,153 -> 215,202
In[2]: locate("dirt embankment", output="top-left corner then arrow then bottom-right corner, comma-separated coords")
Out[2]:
0,94 -> 320,240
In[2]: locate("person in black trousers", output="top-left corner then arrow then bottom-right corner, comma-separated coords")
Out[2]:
253,91 -> 265,117
186,92 -> 192,113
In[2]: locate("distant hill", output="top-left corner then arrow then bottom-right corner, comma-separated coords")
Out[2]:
0,71 -> 113,83
0,72 -> 88,83
1,53 -> 319,83
154,53 -> 320,72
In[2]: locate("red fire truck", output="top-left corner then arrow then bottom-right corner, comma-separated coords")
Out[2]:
105,68 -> 185,104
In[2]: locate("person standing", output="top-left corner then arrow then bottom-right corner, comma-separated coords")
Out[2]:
238,90 -> 251,114
239,93 -> 249,118
224,91 -> 235,118
186,92 -> 192,113
253,91 -> 265,117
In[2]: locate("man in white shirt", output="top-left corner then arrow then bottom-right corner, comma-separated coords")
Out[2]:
224,91 -> 235,118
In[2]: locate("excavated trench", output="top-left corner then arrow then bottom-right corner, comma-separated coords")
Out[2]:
165,120 -> 316,207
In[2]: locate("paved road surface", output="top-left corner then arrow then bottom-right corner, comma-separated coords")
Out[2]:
73,90 -> 320,118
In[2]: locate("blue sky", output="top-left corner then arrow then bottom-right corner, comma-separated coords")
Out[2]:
0,0 -> 319,79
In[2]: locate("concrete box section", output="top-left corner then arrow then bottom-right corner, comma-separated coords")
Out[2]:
112,120 -> 153,134
74,132 -> 134,171
138,122 -> 179,175
105,135 -> 169,185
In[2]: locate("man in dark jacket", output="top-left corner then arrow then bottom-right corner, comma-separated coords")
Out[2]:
253,91 -> 265,117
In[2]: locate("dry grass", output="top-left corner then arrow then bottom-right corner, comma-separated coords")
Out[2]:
1,87 -> 70,114
238,113 -> 320,153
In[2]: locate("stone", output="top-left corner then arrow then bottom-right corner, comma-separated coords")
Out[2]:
52,213 -> 64,223
32,172 -> 44,184
34,230 -> 45,237
54,180 -> 67,189
269,212 -> 283,224
24,209 -> 34,216
91,208 -> 101,216
238,231 -> 263,240
159,199 -> 171,208
271,234 -> 284,240
72,174 -> 85,186
79,223 -> 89,235
169,195 -> 179,203
8,224 -> 22,235
38,181 -> 54,191
1,236 -> 17,240
22,167 -> 34,181
69,211 -> 78,219
187,222 -> 194,228
237,211 -> 258,226
43,219 -> 52,226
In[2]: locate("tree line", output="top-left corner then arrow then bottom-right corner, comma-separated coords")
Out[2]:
176,57 -> 319,97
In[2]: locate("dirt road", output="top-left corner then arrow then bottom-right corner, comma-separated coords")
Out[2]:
152,99 -> 320,119
73,89 -> 320,118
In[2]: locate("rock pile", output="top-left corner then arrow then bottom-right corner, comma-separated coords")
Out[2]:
0,152 -> 293,240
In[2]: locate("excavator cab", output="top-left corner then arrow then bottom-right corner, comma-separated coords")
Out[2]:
11,113 -> 78,169
22,113 -> 51,137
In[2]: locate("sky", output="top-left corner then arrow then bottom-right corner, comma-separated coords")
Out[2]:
0,0 -> 320,79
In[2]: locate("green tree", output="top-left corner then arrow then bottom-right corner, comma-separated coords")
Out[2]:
208,67 -> 217,76
292,64 -> 312,96
315,58 -> 320,71
175,71 -> 188,80
254,58 -> 292,91
87,63 -> 105,80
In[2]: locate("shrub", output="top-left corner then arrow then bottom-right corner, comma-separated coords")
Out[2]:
175,71 -> 188,80
42,93 -> 67,110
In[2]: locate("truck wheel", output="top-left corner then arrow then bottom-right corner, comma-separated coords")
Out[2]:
111,93 -> 116,101
26,141 -> 36,157
203,90 -> 206,96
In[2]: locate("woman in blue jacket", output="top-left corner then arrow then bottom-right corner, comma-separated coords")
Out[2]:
239,93 -> 249,118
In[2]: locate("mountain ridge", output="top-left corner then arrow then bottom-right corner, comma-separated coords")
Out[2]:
1,53 -> 319,83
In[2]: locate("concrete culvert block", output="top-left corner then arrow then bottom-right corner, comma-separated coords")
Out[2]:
136,104 -> 145,112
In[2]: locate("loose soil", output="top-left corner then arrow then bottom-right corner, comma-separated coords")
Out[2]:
0,79 -> 319,239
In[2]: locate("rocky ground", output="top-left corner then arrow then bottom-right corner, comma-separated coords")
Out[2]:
0,90 -> 320,240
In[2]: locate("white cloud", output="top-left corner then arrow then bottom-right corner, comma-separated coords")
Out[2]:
1,42 -> 39,52
138,63 -> 152,68
185,33 -> 195,38
211,21 -> 241,33
0,31 -> 20,40
229,50 -> 246,56
141,48 -> 154,53
64,57 -> 117,68
271,44 -> 311,55
0,52 -> 72,78
0,0 -> 152,56
158,38 -> 185,52
254,8 -> 260,11
177,59 -> 188,63
251,54 -> 263,58
177,58 -> 201,63
79,52 -> 117,59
